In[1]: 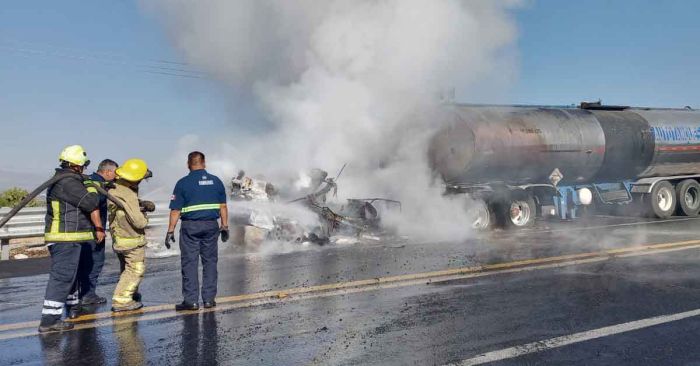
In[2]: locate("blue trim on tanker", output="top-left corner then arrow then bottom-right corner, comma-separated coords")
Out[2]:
651,126 -> 700,143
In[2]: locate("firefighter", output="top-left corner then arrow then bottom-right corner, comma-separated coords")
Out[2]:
108,158 -> 154,312
166,151 -> 228,311
39,145 -> 104,333
76,159 -> 119,307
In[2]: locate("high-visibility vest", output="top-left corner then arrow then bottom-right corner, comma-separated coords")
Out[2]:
44,200 -> 95,242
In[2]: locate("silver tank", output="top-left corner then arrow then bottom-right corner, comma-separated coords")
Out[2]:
634,109 -> 700,177
429,105 -> 700,185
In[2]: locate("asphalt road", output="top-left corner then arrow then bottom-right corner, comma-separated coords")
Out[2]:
2,215 -> 700,365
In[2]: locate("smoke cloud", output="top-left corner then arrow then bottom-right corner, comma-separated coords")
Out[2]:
145,0 -> 519,242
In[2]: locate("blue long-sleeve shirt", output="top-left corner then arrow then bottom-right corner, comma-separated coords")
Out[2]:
88,172 -> 109,228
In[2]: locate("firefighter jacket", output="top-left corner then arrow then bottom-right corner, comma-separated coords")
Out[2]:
108,181 -> 148,252
44,168 -> 100,243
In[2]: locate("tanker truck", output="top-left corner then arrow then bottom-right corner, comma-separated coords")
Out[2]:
428,102 -> 700,228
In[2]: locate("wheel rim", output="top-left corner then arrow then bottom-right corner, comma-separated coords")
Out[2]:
685,187 -> 699,208
509,200 -> 531,226
657,188 -> 673,211
470,200 -> 490,229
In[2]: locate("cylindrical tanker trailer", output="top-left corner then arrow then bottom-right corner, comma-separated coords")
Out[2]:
429,102 -> 700,228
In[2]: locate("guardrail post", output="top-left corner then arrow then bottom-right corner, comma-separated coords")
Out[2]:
1,238 -> 9,260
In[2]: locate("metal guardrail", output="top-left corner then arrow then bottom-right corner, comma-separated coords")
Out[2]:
0,204 -> 168,260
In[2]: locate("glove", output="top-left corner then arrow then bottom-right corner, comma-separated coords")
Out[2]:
220,227 -> 229,242
165,231 -> 175,249
139,200 -> 156,213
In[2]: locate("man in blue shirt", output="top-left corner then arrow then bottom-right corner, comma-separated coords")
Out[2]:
166,151 -> 229,311
77,159 -> 118,307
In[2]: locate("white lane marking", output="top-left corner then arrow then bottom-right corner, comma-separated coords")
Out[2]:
449,308 -> 700,365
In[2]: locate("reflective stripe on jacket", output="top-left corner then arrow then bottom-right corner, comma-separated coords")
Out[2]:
180,203 -> 221,213
44,169 -> 99,243
108,181 -> 148,251
113,234 -> 147,250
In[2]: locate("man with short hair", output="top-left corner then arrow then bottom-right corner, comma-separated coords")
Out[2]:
166,151 -> 229,311
76,159 -> 119,307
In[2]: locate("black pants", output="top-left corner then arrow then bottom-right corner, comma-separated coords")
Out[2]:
41,242 -> 84,324
179,220 -> 219,304
76,241 -> 105,299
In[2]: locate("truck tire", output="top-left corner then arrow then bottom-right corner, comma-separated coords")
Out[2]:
469,199 -> 492,230
496,193 -> 536,228
648,181 -> 677,218
676,179 -> 700,217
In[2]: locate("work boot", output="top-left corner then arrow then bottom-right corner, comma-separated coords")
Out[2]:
81,294 -> 107,305
175,302 -> 199,311
67,305 -> 82,319
203,301 -> 216,309
38,320 -> 74,333
111,301 -> 143,313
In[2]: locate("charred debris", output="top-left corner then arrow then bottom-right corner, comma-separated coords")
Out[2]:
230,168 -> 400,245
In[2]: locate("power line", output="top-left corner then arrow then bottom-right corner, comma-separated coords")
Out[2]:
141,70 -> 205,79
0,40 -> 208,80
0,38 -> 192,67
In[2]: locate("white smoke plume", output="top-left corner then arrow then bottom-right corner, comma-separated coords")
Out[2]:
145,0 -> 519,242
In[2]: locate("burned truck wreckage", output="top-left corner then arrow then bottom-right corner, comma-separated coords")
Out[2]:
229,168 -> 400,245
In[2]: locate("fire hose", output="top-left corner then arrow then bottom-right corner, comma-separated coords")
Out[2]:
0,172 -> 126,230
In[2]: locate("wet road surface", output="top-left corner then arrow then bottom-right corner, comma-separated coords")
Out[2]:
2,215 -> 700,365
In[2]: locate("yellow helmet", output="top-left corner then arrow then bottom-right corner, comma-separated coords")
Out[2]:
59,145 -> 89,166
116,158 -> 151,182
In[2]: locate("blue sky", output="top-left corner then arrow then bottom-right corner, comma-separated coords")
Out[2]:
1,0 -> 699,184
0,1 -> 253,176
514,0 -> 700,107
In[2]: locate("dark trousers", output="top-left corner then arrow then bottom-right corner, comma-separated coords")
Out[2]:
76,241 -> 104,299
41,242 -> 83,324
179,220 -> 219,304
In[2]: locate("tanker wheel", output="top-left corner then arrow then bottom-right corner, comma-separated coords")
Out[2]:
496,193 -> 536,228
469,199 -> 492,230
648,181 -> 677,219
676,179 -> 700,217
